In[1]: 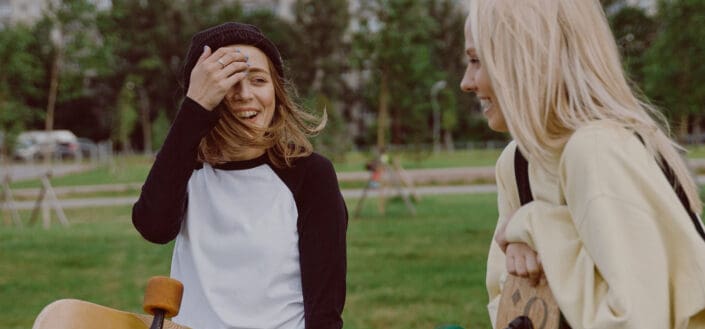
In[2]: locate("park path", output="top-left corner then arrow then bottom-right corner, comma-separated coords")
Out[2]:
7,184 -> 500,210
6,175 -> 705,210
3,159 -> 705,210
1,162 -> 94,181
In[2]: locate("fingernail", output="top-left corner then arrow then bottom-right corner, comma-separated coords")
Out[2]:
236,48 -> 241,53
203,45 -> 209,52
247,63 -> 251,67
245,55 -> 249,61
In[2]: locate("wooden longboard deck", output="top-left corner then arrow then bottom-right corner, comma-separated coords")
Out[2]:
496,276 -> 563,329
32,299 -> 190,329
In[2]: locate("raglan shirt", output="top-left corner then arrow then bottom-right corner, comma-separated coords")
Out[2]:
132,98 -> 347,329
486,120 -> 705,329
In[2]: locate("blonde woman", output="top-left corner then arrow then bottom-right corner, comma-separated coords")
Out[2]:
460,1 -> 705,328
132,23 -> 347,329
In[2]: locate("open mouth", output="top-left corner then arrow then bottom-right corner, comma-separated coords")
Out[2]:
235,110 -> 259,120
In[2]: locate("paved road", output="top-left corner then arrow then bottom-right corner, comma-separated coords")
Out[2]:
1,162 -> 94,181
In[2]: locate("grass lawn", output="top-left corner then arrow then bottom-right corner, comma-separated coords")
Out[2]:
332,149 -> 504,172
9,156 -> 155,189
689,144 -> 705,158
0,194 -> 497,329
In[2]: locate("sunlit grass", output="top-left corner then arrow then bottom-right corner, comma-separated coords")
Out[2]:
332,149 -> 504,172
0,194 -> 496,329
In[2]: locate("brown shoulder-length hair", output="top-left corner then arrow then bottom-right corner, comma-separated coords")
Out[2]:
197,59 -> 326,168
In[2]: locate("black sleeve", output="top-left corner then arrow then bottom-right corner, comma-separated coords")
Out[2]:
131,98 -> 220,244
298,156 -> 348,329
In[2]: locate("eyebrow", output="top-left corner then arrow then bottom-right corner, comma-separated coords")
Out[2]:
247,67 -> 271,75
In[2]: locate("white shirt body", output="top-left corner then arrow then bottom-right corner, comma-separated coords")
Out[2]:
171,163 -> 304,329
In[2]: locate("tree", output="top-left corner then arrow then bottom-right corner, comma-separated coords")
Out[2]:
97,0 -> 230,152
113,77 -> 139,153
34,0 -> 107,135
98,0 -> 185,154
291,0 -> 350,97
428,0 -> 475,149
644,0 -> 705,142
353,0 -> 442,148
607,4 -> 658,86
289,0 -> 352,159
0,25 -> 43,157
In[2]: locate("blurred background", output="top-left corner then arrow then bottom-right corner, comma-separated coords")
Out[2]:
0,0 -> 703,328
2,0 -> 702,160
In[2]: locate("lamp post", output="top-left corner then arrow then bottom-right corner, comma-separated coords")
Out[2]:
45,23 -> 63,166
430,80 -> 447,153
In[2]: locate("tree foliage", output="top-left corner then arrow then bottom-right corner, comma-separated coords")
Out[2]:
353,0 -> 442,146
644,0 -> 705,120
4,0 -> 701,151
289,0 -> 352,159
608,5 -> 658,85
0,25 -> 43,153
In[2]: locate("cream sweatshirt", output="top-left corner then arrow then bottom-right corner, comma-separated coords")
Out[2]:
486,120 -> 705,329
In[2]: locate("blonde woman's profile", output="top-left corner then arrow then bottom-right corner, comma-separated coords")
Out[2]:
460,0 -> 705,328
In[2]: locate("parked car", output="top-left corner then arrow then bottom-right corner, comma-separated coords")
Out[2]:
77,137 -> 98,159
13,136 -> 40,161
13,130 -> 80,161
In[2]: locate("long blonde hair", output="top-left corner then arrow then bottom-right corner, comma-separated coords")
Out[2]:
469,0 -> 702,213
198,59 -> 326,168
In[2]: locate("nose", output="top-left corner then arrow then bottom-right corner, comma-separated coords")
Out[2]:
226,80 -> 253,103
460,66 -> 477,93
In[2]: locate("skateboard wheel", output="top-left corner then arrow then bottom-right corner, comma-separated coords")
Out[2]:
143,276 -> 184,318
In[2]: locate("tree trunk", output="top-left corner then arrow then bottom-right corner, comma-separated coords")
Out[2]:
45,55 -> 59,133
138,88 -> 153,156
44,48 -> 62,166
443,130 -> 454,151
120,131 -> 132,155
377,75 -> 389,151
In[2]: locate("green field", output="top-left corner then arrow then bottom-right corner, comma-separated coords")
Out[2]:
0,194 -> 497,329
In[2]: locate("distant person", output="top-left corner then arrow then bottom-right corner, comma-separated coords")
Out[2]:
132,22 -> 348,329
461,0 -> 705,328
365,147 -> 388,189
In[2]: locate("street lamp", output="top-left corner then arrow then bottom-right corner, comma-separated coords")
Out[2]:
430,80 -> 447,153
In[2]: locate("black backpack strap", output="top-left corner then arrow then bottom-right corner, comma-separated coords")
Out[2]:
634,133 -> 705,242
658,155 -> 705,241
512,146 -> 572,329
514,147 -> 534,206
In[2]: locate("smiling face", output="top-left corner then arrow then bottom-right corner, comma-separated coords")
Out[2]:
460,17 -> 508,133
222,45 -> 276,129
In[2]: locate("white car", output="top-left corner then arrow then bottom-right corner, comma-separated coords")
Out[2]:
13,130 -> 80,161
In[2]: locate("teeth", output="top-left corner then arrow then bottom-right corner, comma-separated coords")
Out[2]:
479,99 -> 492,111
236,111 -> 258,118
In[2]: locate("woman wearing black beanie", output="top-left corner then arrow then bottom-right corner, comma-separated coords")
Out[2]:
132,22 -> 348,329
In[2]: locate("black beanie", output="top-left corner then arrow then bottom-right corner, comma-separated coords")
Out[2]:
182,22 -> 284,92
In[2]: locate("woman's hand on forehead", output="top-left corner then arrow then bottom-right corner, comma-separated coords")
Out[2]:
186,45 -> 250,111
